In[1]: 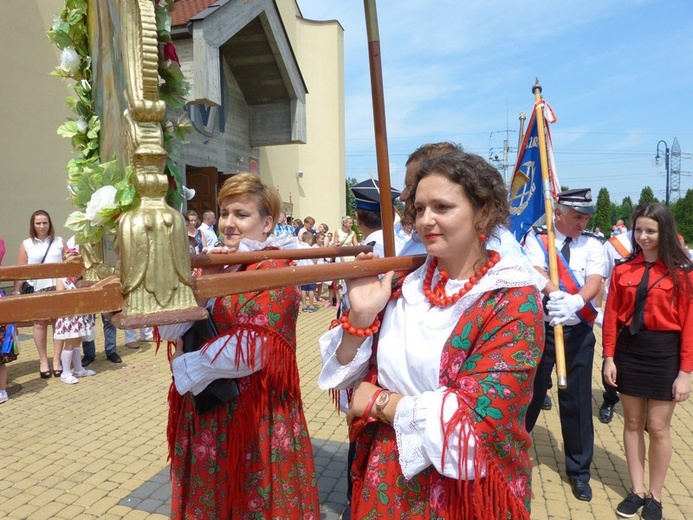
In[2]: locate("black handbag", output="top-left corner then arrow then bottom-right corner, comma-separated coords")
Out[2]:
182,315 -> 241,415
20,238 -> 54,294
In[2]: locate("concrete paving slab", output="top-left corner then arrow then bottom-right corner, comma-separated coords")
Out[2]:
0,307 -> 691,519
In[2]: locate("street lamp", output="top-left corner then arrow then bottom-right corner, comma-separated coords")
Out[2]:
654,140 -> 670,206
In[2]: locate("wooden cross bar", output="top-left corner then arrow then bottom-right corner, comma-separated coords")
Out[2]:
0,247 -> 425,327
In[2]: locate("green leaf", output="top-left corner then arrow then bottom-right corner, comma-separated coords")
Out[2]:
377,482 -> 390,505
48,31 -> 74,49
518,293 -> 539,314
461,353 -> 483,371
57,120 -> 79,139
65,211 -> 89,231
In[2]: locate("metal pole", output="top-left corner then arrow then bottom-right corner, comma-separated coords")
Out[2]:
665,145 -> 671,206
656,140 -> 670,206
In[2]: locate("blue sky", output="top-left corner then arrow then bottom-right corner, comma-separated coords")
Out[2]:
296,0 -> 693,205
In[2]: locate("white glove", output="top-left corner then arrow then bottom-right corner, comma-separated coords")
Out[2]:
546,291 -> 585,326
594,308 -> 604,328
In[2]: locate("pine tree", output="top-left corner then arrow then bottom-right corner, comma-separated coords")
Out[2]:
593,187 -> 611,237
638,187 -> 658,206
671,189 -> 693,243
619,196 -> 634,225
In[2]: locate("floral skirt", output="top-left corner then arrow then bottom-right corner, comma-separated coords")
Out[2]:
350,421 -> 531,520
169,388 -> 320,520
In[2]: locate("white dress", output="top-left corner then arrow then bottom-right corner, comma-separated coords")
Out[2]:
53,278 -> 96,341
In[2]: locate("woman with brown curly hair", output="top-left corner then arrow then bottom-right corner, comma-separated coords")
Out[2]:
319,151 -> 545,519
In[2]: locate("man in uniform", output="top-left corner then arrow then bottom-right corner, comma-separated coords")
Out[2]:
523,188 -> 605,502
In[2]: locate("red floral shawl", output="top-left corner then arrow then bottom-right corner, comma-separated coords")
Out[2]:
167,257 -> 313,506
348,283 -> 544,519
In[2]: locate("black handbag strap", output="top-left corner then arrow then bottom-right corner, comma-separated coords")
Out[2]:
39,238 -> 54,264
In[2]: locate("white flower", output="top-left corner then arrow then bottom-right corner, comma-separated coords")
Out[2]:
76,118 -> 88,133
60,47 -> 81,75
164,120 -> 175,135
85,186 -> 118,226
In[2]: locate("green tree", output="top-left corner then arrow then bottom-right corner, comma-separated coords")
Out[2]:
638,186 -> 658,206
619,196 -> 634,225
346,177 -> 361,237
609,203 -> 619,235
592,187 -> 611,236
671,189 -> 693,243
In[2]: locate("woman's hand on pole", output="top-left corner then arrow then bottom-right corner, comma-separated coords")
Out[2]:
346,252 -> 393,324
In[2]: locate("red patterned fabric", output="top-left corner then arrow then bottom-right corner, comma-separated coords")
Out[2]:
350,285 -> 544,519
168,258 -> 320,519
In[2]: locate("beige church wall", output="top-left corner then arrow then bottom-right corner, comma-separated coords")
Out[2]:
0,0 -> 75,261
261,1 -> 346,231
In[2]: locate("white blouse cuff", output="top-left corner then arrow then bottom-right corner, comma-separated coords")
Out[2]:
395,388 -> 483,481
318,326 -> 373,391
394,394 -> 429,479
171,336 -> 260,396
172,355 -> 196,394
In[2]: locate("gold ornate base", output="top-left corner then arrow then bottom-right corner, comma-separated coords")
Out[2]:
110,305 -> 208,329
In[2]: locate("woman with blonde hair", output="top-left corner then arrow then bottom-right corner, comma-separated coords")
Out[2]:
162,173 -> 319,519
333,215 -> 358,247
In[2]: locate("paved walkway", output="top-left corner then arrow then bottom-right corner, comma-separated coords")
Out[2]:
0,307 -> 691,519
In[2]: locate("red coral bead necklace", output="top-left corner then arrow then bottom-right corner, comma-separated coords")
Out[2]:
423,250 -> 500,308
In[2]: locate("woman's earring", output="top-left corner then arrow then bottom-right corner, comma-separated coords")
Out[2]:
478,233 -> 487,243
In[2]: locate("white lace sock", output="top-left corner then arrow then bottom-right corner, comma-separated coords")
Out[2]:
72,347 -> 84,372
60,349 -> 74,377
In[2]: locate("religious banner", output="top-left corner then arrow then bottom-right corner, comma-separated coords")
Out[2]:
507,100 -> 560,242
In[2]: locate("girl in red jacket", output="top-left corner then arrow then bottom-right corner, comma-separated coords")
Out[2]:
603,203 -> 692,520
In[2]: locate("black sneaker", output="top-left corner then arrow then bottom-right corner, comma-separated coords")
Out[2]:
82,356 -> 95,367
616,492 -> 645,517
641,497 -> 662,520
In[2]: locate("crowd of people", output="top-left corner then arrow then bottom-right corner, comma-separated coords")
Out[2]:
1,142 -> 691,520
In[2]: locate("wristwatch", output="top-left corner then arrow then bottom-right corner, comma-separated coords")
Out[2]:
374,390 -> 391,423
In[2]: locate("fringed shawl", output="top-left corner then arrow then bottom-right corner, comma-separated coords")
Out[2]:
167,257 -> 303,503
346,281 -> 544,519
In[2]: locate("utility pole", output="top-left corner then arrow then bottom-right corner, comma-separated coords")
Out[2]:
489,128 -> 517,187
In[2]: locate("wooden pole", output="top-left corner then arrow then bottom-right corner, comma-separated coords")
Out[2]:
364,0 -> 395,257
0,255 -> 426,326
190,245 -> 372,268
0,257 -> 83,282
195,254 -> 425,299
0,247 -> 375,282
533,78 -> 567,389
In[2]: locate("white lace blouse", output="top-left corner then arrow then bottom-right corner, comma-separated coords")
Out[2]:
161,234 -> 300,395
318,255 -> 538,480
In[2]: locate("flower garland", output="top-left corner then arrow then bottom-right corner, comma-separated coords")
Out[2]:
47,0 -> 191,246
